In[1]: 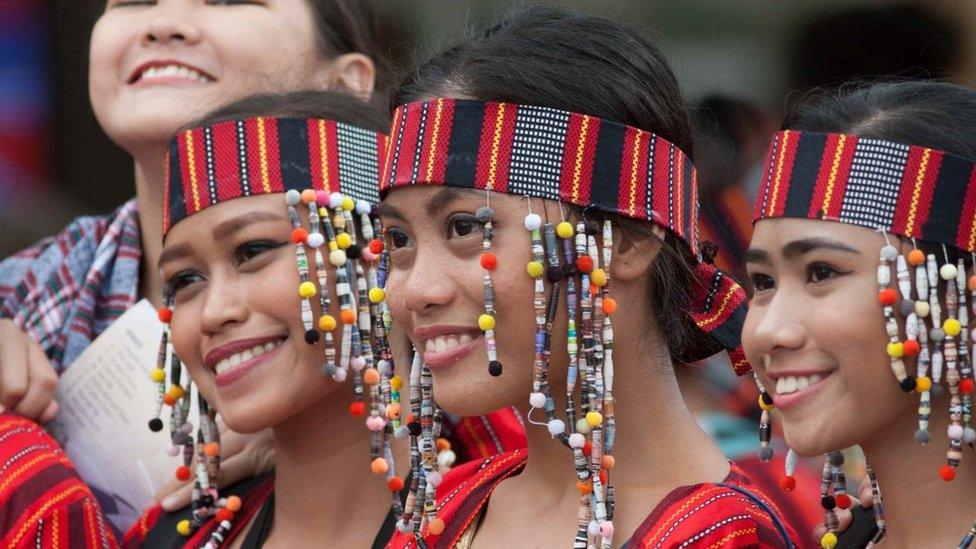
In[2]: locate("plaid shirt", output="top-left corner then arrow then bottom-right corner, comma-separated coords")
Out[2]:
0,200 -> 140,372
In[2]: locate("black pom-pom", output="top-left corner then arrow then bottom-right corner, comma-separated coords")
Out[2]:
304,329 -> 320,345
760,392 -> 774,406
546,266 -> 564,283
488,360 -> 503,377
408,421 -> 422,436
900,377 -> 917,393
829,452 -> 845,467
200,495 -> 215,507
148,418 -> 164,432
475,207 -> 494,223
585,221 -> 600,236
346,244 -> 362,260
820,495 -> 836,510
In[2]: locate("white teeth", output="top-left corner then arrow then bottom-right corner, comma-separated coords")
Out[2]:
459,333 -> 472,345
425,334 -> 470,354
139,64 -> 212,83
213,340 -> 282,376
775,374 -> 826,395
434,337 -> 447,353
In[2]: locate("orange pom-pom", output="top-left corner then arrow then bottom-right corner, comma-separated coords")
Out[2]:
300,189 -> 317,205
215,508 -> 234,523
369,239 -> 384,254
427,518 -> 445,536
349,401 -> 366,417
340,309 -> 357,325
877,288 -> 897,306
363,368 -> 380,385
387,476 -> 405,492
480,252 -> 497,270
602,297 -> 617,315
903,340 -> 921,356
835,494 -> 852,509
225,495 -> 242,512
961,379 -> 975,395
163,394 -> 177,406
371,457 -> 388,474
598,468 -> 608,485
435,438 -> 452,451
908,249 -> 925,266
779,475 -> 796,492
175,465 -> 191,481
601,455 -> 615,470
969,275 -> 976,292
203,442 -> 220,457
576,479 -> 593,494
941,464 -> 956,481
158,308 -> 173,323
576,255 -> 594,273
291,228 -> 308,244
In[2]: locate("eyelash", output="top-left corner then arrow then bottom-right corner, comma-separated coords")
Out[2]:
162,240 -> 284,297
445,213 -> 483,240
749,263 -> 846,292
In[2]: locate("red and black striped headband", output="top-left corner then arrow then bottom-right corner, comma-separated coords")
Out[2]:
164,117 -> 387,236
755,130 -> 976,252
380,98 -> 750,372
380,98 -> 701,256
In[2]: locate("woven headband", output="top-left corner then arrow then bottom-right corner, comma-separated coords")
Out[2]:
381,98 -> 749,372
164,116 -> 387,236
754,130 -> 976,252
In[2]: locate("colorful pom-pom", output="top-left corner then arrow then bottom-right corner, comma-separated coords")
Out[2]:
226,495 -> 242,512
915,300 -> 931,317
151,368 -> 166,383
298,281 -> 317,298
480,252 -> 497,270
158,307 -> 173,323
335,233 -> 352,250
340,309 -> 357,325
960,379 -> 974,395
903,339 -> 920,356
349,401 -> 366,417
478,314 -> 496,331
940,464 -> 956,481
576,255 -> 594,273
329,249 -> 346,267
944,318 -> 962,337
166,385 -> 185,400
318,315 -> 337,332
427,518 -> 445,536
388,476 -> 405,492
341,196 -> 355,212
779,475 -> 796,491
523,213 -> 542,231
285,189 -> 301,206
526,261 -> 544,278
576,479 -> 593,494
886,342 -> 904,358
556,221 -> 574,239
176,519 -> 191,536
820,532 -> 838,549
601,455 -> 615,470
390,375 -> 404,391
969,275 -> 976,292
175,465 -> 192,481
488,360 -> 502,377
369,239 -> 384,254
291,228 -> 308,244
300,189 -> 317,205
591,268 -> 608,287
877,288 -> 897,306
916,376 -> 932,392
835,494 -> 852,509
908,249 -> 925,266
369,287 -> 386,304
585,411 -> 603,428
940,263 -> 958,281
363,367 -> 380,386
602,297 -> 617,315
215,508 -> 234,524
148,418 -> 164,432
435,438 -> 452,451
203,442 -> 220,457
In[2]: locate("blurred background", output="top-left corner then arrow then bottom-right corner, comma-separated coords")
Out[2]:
1,0 -> 972,259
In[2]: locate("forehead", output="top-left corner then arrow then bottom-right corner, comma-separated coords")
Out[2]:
164,194 -> 286,246
751,217 -> 882,251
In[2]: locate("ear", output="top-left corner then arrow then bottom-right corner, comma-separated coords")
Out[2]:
612,224 -> 664,282
325,52 -> 376,98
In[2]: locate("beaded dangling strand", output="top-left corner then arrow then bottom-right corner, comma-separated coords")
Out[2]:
285,190 -> 320,346
941,246 -> 965,481
878,237 -> 915,392
477,191 -> 502,377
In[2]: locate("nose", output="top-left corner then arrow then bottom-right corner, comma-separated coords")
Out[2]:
746,291 -> 807,358
142,8 -> 202,46
199,274 -> 249,336
393,253 -> 457,317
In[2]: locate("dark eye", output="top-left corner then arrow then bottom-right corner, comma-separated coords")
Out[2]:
234,240 -> 283,264
446,214 -> 482,239
385,228 -> 411,250
164,270 -> 204,297
206,0 -> 261,4
750,273 -> 775,292
808,263 -> 840,283
110,0 -> 154,6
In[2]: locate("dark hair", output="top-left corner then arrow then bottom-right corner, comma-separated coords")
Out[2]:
182,89 -> 389,133
306,0 -> 391,95
394,5 -> 714,363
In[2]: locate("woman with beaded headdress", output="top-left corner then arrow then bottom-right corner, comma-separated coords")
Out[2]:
376,6 -> 800,548
743,80 -> 976,547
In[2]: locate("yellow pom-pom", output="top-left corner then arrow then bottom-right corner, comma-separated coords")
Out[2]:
526,261 -> 544,278
369,287 -> 386,304
758,394 -> 774,411
556,221 -> 574,239
151,368 -> 166,383
176,519 -> 191,536
167,385 -> 185,400
944,318 -> 962,337
336,233 -> 352,249
299,281 -> 317,299
371,457 -> 388,474
390,375 -> 404,391
478,314 -> 496,331
916,376 -> 933,392
318,315 -> 337,332
591,268 -> 608,287
886,342 -> 904,358
585,411 -> 603,428
820,532 -> 838,549
341,196 -> 355,211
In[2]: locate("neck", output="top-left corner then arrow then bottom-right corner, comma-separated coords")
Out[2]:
859,399 -> 976,546
270,390 -> 402,546
134,150 -> 167,307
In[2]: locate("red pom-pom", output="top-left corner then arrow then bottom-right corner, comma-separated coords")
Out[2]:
779,475 -> 796,492
215,508 -> 234,523
158,308 -> 173,323
941,464 -> 956,481
290,228 -> 308,244
835,494 -> 852,509
369,239 -> 384,254
877,288 -> 897,306
576,255 -> 594,273
961,379 -> 975,395
582,441 -> 592,457
480,252 -> 497,270
163,394 -> 178,406
388,476 -> 405,492
903,340 -> 921,356
349,401 -> 366,417
602,298 -> 617,315
175,465 -> 192,481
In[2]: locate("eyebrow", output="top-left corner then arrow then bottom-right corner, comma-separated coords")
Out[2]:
377,187 -> 469,221
158,210 -> 285,269
745,237 -> 861,264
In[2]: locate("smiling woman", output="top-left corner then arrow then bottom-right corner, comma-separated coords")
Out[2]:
743,80 -> 976,547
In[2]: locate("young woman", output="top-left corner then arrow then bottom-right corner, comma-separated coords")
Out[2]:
743,80 -> 976,547
377,6 -> 798,548
126,89 -> 410,547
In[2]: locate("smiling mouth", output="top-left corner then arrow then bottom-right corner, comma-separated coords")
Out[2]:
214,339 -> 285,376
424,333 -> 476,354
774,374 -> 825,396
130,63 -> 215,85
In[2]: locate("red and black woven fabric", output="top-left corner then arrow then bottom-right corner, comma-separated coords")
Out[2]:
0,414 -> 118,548
754,130 -> 976,253
380,98 -> 750,370
164,117 -> 387,236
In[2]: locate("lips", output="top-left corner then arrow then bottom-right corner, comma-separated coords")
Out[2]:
205,335 -> 286,369
414,325 -> 483,370
766,370 -> 834,410
128,60 -> 215,85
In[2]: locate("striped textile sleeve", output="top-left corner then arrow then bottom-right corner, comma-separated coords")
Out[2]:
0,414 -> 117,548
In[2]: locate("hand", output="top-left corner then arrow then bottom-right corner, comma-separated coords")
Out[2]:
154,418 -> 275,511
812,477 -> 873,541
0,319 -> 59,422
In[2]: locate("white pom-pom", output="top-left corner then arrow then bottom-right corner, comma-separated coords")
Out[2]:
329,192 -> 343,209
547,419 -> 565,436
427,471 -> 443,487
880,245 -> 898,261
941,263 -> 958,281
528,392 -> 546,409
285,189 -> 301,206
329,249 -> 347,266
568,433 -> 585,448
356,200 -> 371,215
575,418 -> 592,435
306,232 -> 325,248
333,368 -> 348,382
351,356 -> 367,371
377,359 -> 391,375
437,449 -> 456,468
523,213 -> 542,231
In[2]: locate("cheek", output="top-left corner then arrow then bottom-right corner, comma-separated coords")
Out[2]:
88,19 -> 127,92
